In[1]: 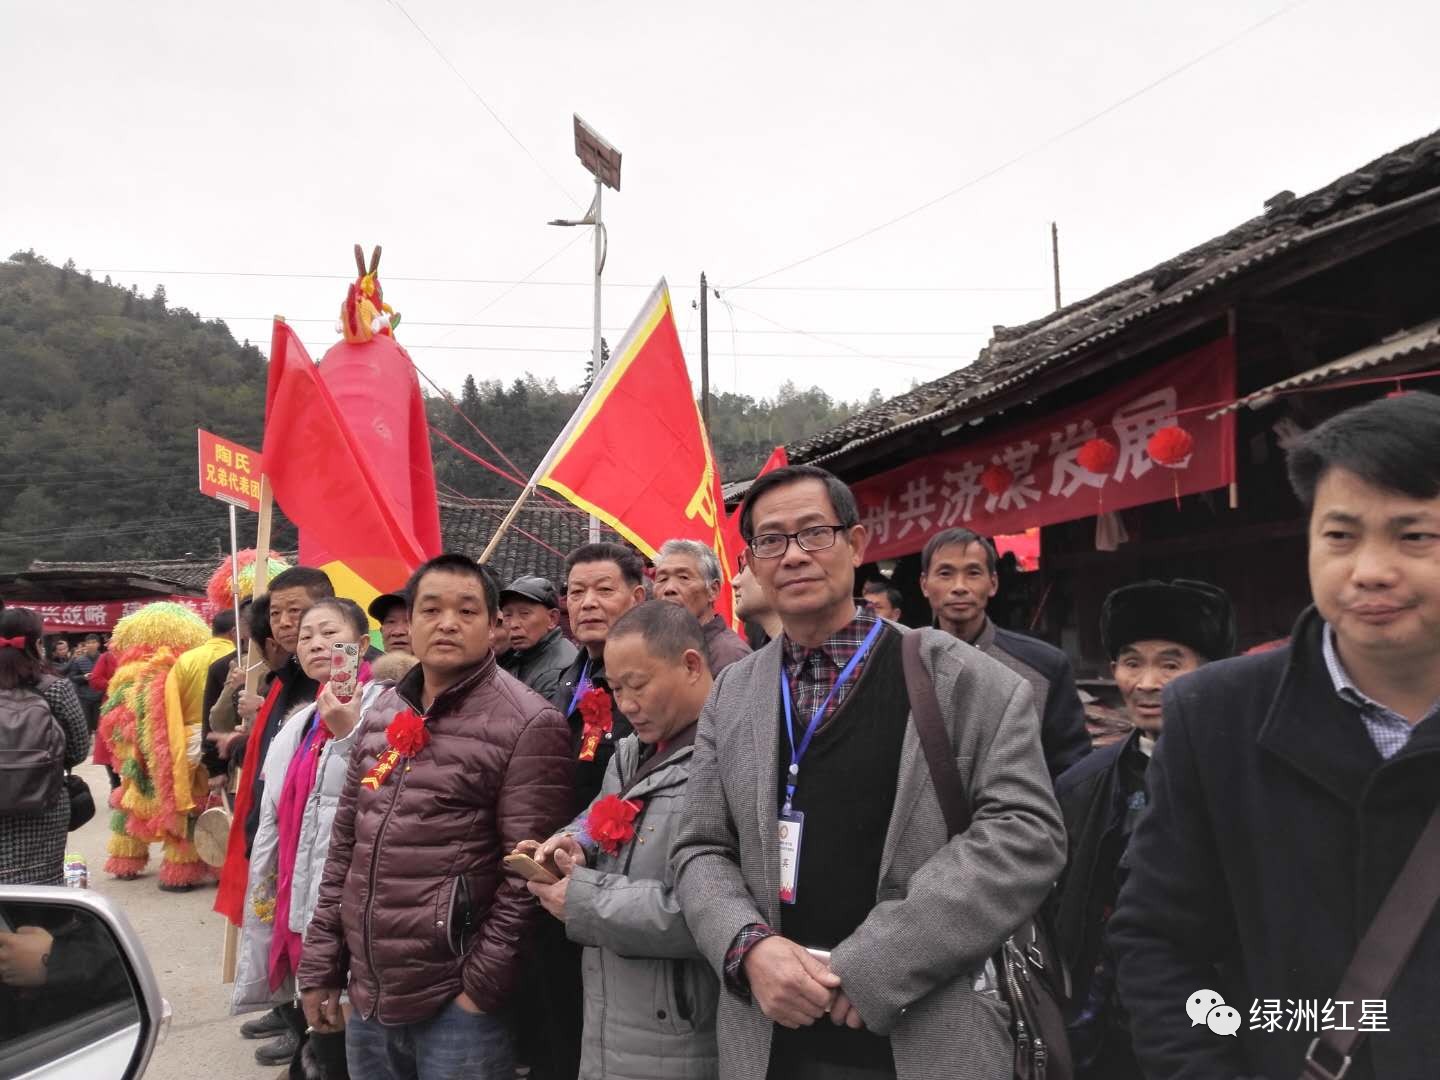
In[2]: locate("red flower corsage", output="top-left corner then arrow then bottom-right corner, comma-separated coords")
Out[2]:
386,710 -> 431,756
362,710 -> 430,791
576,687 -> 613,762
587,794 -> 642,855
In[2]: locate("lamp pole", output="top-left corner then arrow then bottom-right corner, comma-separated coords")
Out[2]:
587,177 -> 604,542
549,115 -> 621,544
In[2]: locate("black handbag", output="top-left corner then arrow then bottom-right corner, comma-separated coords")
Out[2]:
901,631 -> 1073,1080
65,771 -> 95,831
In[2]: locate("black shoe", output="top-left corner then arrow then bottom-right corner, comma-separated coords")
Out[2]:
240,1008 -> 289,1040
254,1029 -> 300,1066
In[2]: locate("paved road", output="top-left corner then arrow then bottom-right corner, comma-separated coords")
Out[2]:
70,762 -> 282,1080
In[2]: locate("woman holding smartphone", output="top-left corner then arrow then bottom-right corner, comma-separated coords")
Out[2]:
233,597 -> 382,1080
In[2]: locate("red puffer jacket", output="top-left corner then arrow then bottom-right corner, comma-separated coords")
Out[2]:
297,654 -> 574,1023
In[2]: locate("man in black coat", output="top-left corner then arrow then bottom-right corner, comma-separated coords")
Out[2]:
1052,578 -> 1234,1079
919,526 -> 1090,777
1110,392 -> 1440,1080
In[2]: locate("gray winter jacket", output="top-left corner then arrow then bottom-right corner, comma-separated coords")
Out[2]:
502,627 -> 579,701
562,726 -> 718,1080
231,681 -> 384,1014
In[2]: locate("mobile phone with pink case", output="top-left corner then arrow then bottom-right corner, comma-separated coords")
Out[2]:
330,642 -> 360,702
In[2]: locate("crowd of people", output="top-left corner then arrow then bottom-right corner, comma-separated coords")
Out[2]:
1,390 -> 1438,1080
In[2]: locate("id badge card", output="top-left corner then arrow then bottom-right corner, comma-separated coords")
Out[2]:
778,809 -> 804,904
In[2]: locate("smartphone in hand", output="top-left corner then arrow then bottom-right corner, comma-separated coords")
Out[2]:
330,642 -> 360,702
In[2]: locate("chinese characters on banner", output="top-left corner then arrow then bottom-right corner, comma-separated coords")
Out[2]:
853,337 -> 1237,561
10,596 -> 216,632
197,429 -> 263,512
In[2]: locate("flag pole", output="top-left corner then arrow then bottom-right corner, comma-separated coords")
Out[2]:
479,281 -> 670,562
228,503 -> 242,653
222,319 -> 281,986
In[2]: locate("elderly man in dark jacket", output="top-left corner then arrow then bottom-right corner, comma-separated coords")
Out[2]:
500,576 -> 578,700
1110,393 -> 1440,1080
299,554 -> 573,1079
654,538 -> 752,674
1052,579 -> 1234,1079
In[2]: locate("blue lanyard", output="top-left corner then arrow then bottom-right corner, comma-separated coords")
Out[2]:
780,618 -> 885,813
567,658 -> 593,717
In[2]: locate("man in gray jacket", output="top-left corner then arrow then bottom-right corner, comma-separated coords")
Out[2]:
500,575 -> 578,700
672,464 -> 1066,1080
519,600 -> 718,1080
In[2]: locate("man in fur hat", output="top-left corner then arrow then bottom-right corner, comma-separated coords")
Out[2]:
1050,579 -> 1235,1080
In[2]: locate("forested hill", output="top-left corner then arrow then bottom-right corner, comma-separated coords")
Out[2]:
0,251 -> 884,569
0,252 -> 272,568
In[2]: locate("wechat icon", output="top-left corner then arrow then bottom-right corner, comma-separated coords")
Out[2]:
1186,989 -> 1240,1036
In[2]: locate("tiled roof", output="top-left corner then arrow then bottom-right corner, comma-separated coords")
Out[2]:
26,497 -> 623,596
435,497 -> 623,585
28,558 -> 218,592
785,128 -> 1440,467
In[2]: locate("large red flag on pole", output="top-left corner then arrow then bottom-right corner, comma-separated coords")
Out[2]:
534,280 -> 735,622
722,444 -> 788,576
263,320 -> 432,599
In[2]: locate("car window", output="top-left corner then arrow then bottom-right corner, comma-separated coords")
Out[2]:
0,902 -> 141,1080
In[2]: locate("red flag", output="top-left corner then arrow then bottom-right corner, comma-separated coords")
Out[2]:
213,680 -> 282,925
263,321 -> 430,599
723,444 -> 788,577
536,281 -> 734,622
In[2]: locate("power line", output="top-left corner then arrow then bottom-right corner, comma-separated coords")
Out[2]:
726,0 -> 1311,290
707,298 -> 958,371
430,229 -> 591,345
87,268 -> 1049,293
379,0 -> 582,210
187,315 -> 992,336
292,340 -> 955,364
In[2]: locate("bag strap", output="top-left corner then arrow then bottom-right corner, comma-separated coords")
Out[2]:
900,630 -> 971,839
1300,799 -> 1440,1080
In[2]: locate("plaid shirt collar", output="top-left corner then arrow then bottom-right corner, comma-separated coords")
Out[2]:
781,606 -> 877,686
1321,623 -> 1431,760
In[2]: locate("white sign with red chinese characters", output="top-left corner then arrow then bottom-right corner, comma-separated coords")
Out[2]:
853,337 -> 1237,561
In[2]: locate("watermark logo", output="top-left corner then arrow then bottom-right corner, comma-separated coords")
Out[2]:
1186,989 -> 1240,1036
1189,992 -> 1390,1036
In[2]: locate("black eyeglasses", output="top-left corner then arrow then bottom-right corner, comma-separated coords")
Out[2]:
747,524 -> 849,560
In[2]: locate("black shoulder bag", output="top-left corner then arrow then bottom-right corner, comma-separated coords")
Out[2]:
901,630 -> 1072,1080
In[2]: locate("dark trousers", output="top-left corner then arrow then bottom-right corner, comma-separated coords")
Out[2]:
514,919 -> 582,1080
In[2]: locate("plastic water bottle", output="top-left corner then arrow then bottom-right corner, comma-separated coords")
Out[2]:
63,852 -> 88,889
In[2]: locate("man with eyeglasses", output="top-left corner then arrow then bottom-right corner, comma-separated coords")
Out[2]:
674,463 -> 1064,1080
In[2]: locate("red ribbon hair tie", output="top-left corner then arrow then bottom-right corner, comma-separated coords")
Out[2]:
0,636 -> 26,649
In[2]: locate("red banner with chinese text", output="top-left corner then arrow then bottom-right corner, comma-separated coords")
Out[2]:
10,596 -> 216,633
197,430 -> 263,512
854,336 -> 1237,561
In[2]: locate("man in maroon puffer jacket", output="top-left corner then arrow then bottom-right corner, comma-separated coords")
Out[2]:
299,553 -> 574,1079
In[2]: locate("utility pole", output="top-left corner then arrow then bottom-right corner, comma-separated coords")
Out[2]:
1051,221 -> 1062,311
699,272 -> 710,432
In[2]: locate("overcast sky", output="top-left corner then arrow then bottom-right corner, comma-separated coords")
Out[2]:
3,0 -> 1436,409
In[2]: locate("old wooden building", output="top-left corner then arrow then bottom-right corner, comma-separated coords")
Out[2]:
768,128 -> 1440,675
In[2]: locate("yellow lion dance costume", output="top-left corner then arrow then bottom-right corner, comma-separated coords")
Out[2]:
99,602 -> 212,887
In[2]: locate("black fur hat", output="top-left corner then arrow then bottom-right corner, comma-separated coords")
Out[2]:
1100,579 -> 1236,662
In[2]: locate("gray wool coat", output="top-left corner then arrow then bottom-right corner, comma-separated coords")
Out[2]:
671,626 -> 1066,1080
562,728 -> 718,1080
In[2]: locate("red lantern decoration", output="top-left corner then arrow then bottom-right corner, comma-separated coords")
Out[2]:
1146,425 -> 1194,468
1076,437 -> 1119,476
979,463 -> 1013,496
